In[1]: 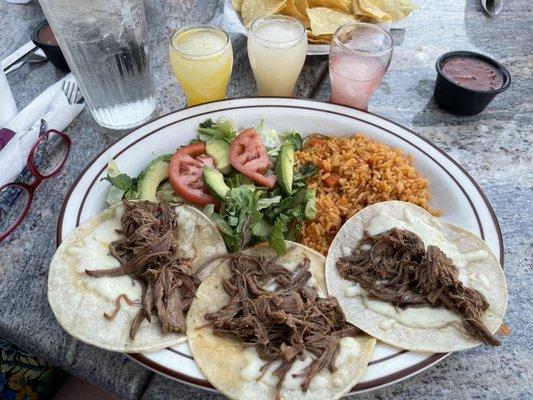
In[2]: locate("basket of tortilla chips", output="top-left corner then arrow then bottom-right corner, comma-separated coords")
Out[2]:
224,0 -> 415,52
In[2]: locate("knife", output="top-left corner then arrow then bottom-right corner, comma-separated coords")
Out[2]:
1,41 -> 37,71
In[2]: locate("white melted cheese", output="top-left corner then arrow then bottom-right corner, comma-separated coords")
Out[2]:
341,246 -> 352,257
65,207 -> 141,302
334,337 -> 360,367
307,275 -> 319,289
350,209 -> 492,330
264,279 -> 278,291
241,348 -> 265,382
364,297 -> 460,329
241,337 -> 360,390
331,375 -> 344,388
464,250 -> 489,262
309,370 -> 330,390
344,283 -> 364,297
475,273 -> 492,290
379,319 -> 396,330
344,283 -> 459,329
242,347 -> 312,390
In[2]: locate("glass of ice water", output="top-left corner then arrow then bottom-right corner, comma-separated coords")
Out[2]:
329,22 -> 393,111
38,0 -> 157,130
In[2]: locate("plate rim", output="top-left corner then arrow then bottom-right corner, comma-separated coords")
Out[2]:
55,97 -> 504,393
127,351 -> 450,394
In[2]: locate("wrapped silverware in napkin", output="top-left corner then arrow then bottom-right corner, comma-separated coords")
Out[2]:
0,74 -> 85,187
0,68 -> 17,127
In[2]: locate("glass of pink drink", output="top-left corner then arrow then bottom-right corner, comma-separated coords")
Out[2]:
329,22 -> 393,110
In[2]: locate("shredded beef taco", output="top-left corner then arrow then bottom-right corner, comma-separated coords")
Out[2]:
48,200 -> 227,353
326,201 -> 508,353
187,242 -> 376,400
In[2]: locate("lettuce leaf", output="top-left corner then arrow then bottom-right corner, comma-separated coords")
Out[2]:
283,131 -> 303,150
197,118 -> 236,143
102,159 -> 138,204
156,181 -> 182,202
269,219 -> 287,255
256,196 -> 281,210
103,174 -> 133,191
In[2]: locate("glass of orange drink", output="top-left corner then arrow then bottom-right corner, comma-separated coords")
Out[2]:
169,26 -> 233,106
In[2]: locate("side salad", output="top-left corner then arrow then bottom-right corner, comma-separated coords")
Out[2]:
103,118 -> 318,255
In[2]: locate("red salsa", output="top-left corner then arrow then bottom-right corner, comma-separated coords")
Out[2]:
38,24 -> 58,46
442,57 -> 503,91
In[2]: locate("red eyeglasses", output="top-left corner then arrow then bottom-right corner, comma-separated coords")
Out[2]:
0,128 -> 71,243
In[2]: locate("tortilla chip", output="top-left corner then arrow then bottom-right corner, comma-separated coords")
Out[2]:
351,0 -> 377,17
280,0 -> 310,27
307,31 -> 333,44
308,7 -> 356,36
358,0 -> 415,21
241,0 -> 287,27
232,0 -> 244,12
308,0 -> 351,13
294,0 -> 310,17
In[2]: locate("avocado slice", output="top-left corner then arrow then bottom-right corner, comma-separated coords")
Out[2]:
275,141 -> 295,195
206,139 -> 231,174
203,166 -> 230,201
137,154 -> 172,201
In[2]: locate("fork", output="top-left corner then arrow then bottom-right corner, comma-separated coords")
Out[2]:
5,49 -> 48,75
61,80 -> 84,104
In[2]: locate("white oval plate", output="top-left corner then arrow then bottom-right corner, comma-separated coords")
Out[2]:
56,98 -> 503,394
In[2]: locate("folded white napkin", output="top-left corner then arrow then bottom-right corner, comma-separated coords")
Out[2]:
0,73 -> 85,186
0,69 -> 18,126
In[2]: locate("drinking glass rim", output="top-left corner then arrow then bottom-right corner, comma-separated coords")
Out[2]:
169,25 -> 230,60
250,15 -> 306,48
333,22 -> 393,57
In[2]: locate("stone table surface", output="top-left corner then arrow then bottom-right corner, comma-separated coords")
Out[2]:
0,0 -> 531,399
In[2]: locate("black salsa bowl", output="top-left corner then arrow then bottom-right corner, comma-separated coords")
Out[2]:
434,51 -> 511,116
31,20 -> 70,72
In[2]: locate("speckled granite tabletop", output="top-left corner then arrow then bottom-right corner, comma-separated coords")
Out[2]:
0,0 -> 531,399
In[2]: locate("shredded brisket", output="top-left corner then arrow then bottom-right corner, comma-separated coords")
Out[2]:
336,228 -> 499,346
103,294 -> 137,320
204,252 -> 361,398
86,200 -> 199,339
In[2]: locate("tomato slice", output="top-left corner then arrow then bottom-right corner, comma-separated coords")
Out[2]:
229,128 -> 276,188
169,142 -> 218,207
